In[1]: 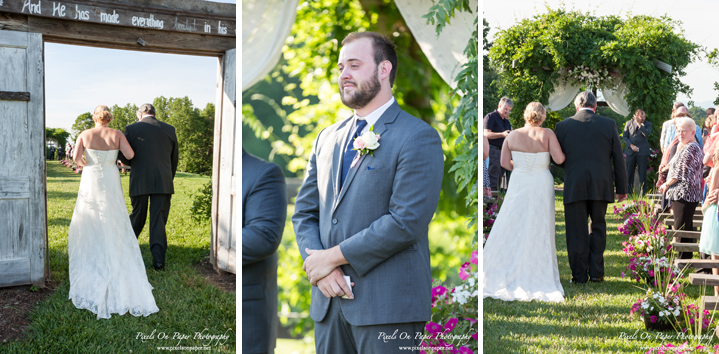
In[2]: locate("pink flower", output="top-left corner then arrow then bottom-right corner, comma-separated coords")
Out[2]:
648,270 -> 655,277
471,331 -> 478,340
651,315 -> 658,323
353,137 -> 366,150
432,286 -> 448,298
444,318 -> 459,333
471,251 -> 478,265
621,271 -> 625,278
459,262 -> 471,281
458,347 -> 473,354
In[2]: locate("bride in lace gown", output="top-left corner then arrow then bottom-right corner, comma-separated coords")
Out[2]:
68,105 -> 159,319
483,102 -> 567,302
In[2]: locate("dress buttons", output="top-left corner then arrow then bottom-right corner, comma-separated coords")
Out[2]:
332,218 -> 338,224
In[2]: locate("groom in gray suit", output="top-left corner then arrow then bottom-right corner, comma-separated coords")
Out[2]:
293,32 -> 444,353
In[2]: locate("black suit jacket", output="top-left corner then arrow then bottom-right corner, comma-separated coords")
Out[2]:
242,149 -> 287,354
622,119 -> 652,156
555,110 -> 628,204
118,116 -> 178,197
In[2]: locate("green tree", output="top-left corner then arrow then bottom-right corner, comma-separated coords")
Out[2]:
154,96 -> 214,175
483,18 -> 501,118
46,127 -> 70,148
71,112 -> 93,141
109,103 -> 139,132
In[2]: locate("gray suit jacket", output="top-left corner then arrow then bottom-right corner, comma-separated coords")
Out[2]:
242,149 -> 287,354
622,119 -> 652,156
292,101 -> 444,326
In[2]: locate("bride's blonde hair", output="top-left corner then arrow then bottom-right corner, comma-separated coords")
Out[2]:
93,105 -> 113,125
524,102 -> 546,126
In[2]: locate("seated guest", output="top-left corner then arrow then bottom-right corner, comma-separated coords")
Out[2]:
659,117 -> 704,259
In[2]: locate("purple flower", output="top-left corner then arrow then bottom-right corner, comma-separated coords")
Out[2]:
459,262 -> 471,281
458,347 -> 473,354
471,251 -> 478,265
651,315 -> 658,323
426,322 -> 442,334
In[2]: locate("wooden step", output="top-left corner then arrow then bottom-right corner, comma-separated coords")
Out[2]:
659,210 -> 703,219
647,194 -> 662,199
672,243 -> 699,252
675,259 -> 719,269
664,219 -> 703,228
702,296 -> 719,311
689,273 -> 719,286
668,230 -> 702,239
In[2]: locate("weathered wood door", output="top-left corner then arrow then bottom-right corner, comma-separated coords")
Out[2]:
210,48 -> 236,274
0,29 -> 47,287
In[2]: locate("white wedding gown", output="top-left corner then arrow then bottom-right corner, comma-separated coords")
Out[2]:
483,151 -> 565,302
68,149 -> 159,319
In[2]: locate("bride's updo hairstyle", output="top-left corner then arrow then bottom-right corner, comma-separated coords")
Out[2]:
93,105 -> 113,126
523,102 -> 546,126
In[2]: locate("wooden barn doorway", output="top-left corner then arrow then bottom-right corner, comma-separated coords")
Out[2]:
0,0 -> 236,288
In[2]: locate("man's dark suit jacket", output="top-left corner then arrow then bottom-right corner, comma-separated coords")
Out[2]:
622,119 -> 653,156
555,109 -> 628,204
242,149 -> 287,354
118,116 -> 178,197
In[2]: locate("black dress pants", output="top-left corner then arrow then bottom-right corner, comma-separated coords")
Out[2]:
565,200 -> 609,283
626,153 -> 648,195
672,199 -> 698,259
130,194 -> 172,264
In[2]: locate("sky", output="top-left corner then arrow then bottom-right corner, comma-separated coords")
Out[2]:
484,0 -> 719,109
44,0 -> 236,135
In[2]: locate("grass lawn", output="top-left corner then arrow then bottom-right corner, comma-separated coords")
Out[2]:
483,192 -> 716,353
2,161 -> 235,352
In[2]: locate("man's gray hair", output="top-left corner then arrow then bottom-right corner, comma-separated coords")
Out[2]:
499,97 -> 513,108
135,108 -> 142,119
574,91 -> 597,109
139,103 -> 155,116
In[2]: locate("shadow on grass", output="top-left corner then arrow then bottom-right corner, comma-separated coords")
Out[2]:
47,191 -> 78,201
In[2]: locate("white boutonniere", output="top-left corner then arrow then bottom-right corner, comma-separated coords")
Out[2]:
352,125 -> 381,157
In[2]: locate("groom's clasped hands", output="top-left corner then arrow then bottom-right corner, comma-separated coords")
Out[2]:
303,247 -> 354,299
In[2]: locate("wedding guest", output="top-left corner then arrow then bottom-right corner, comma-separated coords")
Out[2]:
242,149 -> 287,354
483,134 -> 491,201
660,102 -> 685,153
664,106 -> 702,150
703,109 -> 716,142
622,109 -> 652,195
699,148 -> 719,296
484,97 -> 513,191
658,107 -> 691,211
659,117 -> 704,260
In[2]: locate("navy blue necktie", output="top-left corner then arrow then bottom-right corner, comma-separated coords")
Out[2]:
340,119 -> 368,189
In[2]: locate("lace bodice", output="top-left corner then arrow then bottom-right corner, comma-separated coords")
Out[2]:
511,151 -> 550,172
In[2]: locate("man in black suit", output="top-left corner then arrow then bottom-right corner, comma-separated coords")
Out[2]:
242,149 -> 286,354
622,109 -> 652,195
555,91 -> 628,284
119,103 -> 178,270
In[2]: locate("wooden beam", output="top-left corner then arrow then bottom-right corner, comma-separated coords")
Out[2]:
702,296 -> 719,311
0,11 -> 28,32
671,243 -> 699,252
0,91 -> 30,101
28,15 -> 234,56
675,259 -> 719,269
667,230 -> 702,239
689,273 -> 719,287
0,0 -> 235,37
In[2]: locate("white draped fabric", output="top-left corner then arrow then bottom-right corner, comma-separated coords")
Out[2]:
394,0 -> 477,89
601,82 -> 631,116
547,75 -> 630,116
241,0 -> 299,91
547,78 -> 580,112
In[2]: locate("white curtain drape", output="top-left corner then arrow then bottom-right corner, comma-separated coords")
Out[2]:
601,82 -> 631,116
547,78 -> 580,111
241,0 -> 299,92
547,76 -> 630,116
394,0 -> 477,88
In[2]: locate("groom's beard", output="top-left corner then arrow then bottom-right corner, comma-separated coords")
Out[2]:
340,73 -> 381,110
